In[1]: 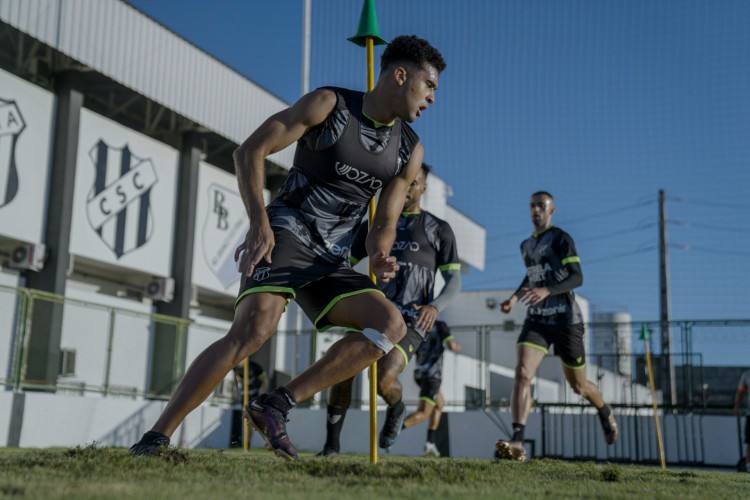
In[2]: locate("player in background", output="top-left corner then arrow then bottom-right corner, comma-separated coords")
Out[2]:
319,163 -> 461,455
495,191 -> 618,462
401,320 -> 461,456
733,368 -> 750,472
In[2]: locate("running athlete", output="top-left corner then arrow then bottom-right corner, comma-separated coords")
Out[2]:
401,320 -> 461,457
495,191 -> 618,462
733,369 -> 750,472
318,164 -> 461,456
130,36 -> 446,461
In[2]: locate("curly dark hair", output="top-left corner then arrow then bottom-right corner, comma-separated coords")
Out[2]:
380,35 -> 446,73
421,162 -> 432,178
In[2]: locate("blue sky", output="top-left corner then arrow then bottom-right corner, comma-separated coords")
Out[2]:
127,0 -> 750,323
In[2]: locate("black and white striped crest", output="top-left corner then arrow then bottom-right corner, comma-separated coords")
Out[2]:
0,98 -> 25,209
85,140 -> 158,258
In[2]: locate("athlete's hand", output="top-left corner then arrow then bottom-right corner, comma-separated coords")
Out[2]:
521,287 -> 550,307
235,222 -> 275,277
371,251 -> 399,282
413,303 -> 438,332
501,295 -> 518,313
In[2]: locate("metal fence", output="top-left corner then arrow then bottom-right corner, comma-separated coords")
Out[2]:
0,285 -> 226,401
2,283 -> 749,412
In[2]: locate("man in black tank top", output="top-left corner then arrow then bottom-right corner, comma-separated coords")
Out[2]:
495,192 -> 619,462
318,164 -> 462,456
130,36 -> 446,461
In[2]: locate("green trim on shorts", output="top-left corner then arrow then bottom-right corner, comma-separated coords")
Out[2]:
394,344 -> 409,365
314,289 -> 385,331
443,335 -> 455,343
517,341 -> 549,354
562,256 -> 581,266
420,396 -> 437,406
235,286 -> 295,309
439,263 -> 462,271
560,358 -> 586,370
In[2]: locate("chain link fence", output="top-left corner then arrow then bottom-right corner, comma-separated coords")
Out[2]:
2,284 -> 749,414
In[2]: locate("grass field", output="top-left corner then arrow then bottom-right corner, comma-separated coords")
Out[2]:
0,445 -> 746,499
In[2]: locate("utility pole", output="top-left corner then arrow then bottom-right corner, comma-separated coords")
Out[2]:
301,0 -> 311,96
658,189 -> 677,405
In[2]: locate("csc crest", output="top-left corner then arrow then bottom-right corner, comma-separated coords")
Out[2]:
85,140 -> 158,258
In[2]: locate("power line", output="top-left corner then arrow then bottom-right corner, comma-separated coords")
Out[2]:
669,243 -> 750,257
484,222 -> 656,264
668,220 -> 750,233
667,196 -> 750,211
468,245 -> 656,288
485,198 -> 656,242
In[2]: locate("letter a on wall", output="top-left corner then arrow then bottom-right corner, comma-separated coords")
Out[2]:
0,98 -> 25,209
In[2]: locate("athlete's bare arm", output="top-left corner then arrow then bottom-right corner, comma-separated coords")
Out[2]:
366,142 -> 425,282
233,89 -> 337,277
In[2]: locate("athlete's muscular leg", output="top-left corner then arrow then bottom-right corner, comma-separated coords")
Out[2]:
286,292 -> 406,403
151,293 -> 286,437
376,348 -> 406,406
562,365 -> 605,409
511,345 -> 547,425
428,391 -> 445,431
403,400 -> 435,428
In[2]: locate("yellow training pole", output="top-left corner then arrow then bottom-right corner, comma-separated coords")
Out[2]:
642,325 -> 667,469
348,0 -> 388,465
242,358 -> 250,453
366,36 -> 379,465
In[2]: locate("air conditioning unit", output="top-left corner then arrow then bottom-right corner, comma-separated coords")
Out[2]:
9,242 -> 46,272
144,277 -> 175,303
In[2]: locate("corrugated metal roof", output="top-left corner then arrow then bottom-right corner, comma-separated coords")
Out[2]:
0,0 -> 485,271
0,0 -> 295,168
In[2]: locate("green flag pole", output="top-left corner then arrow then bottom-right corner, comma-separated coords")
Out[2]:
349,0 -> 387,465
641,324 -> 667,469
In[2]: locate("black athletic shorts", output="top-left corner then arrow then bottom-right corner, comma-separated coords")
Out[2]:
414,372 -> 441,405
393,326 -> 424,365
236,227 -> 381,331
517,321 -> 586,369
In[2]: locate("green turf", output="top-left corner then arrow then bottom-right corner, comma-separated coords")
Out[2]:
0,445 -> 746,499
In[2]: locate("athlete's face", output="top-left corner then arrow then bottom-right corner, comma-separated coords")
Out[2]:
529,194 -> 555,230
404,168 -> 427,211
397,63 -> 438,123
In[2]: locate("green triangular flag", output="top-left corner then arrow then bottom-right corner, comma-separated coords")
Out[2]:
348,0 -> 388,47
639,324 -> 649,341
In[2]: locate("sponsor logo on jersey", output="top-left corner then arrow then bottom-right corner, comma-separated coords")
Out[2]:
324,239 -> 349,257
0,98 -> 25,209
86,140 -> 157,258
334,161 -> 383,190
529,304 -> 568,316
527,263 -> 552,283
392,240 -> 420,252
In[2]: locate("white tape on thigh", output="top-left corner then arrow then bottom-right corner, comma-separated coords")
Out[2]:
361,328 -> 394,354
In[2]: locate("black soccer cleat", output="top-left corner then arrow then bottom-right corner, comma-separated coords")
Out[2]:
378,400 -> 406,449
129,430 -> 170,457
244,395 -> 298,461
